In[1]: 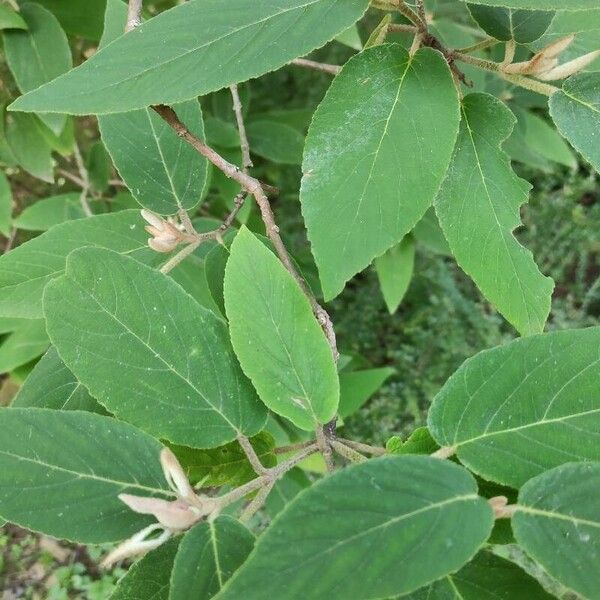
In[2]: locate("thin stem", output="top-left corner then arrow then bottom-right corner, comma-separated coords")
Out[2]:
456,37 -> 498,54
3,228 -> 16,254
229,84 -> 253,172
415,0 -> 427,27
159,240 -> 200,274
237,435 -> 268,476
57,169 -> 86,188
337,438 -> 387,456
332,441 -> 367,463
431,445 -> 456,459
394,1 -> 424,28
274,440 -> 316,455
501,73 -> 559,96
291,58 -> 341,75
240,479 -> 275,522
502,39 -> 516,66
387,23 -> 418,34
315,425 -> 335,472
126,0 -> 142,32
73,143 -> 93,217
453,51 -> 501,72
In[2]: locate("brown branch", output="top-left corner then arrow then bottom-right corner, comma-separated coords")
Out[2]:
291,58 -> 341,75
237,435 -> 268,476
126,0 -> 142,32
229,84 -> 253,172
152,104 -> 338,359
337,438 -> 387,456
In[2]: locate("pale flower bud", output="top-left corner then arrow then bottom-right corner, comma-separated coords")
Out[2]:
101,523 -> 171,568
539,34 -> 576,59
537,50 -> 600,81
118,493 -> 202,530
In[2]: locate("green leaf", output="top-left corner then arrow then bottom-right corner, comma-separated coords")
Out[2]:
112,538 -> 180,600
0,408 -> 170,542
467,5 -> 554,43
0,316 -> 28,335
0,102 -> 17,166
170,517 -> 254,600
387,426 -> 440,455
44,247 -> 267,448
374,235 -> 415,314
205,117 -> 241,149
550,72 -> 600,174
86,140 -> 111,194
5,112 -> 54,183
31,0 -> 107,40
12,346 -> 103,413
428,327 -> 600,487
97,0 -> 209,215
0,319 -> 48,374
9,0 -> 370,115
170,432 -> 276,487
13,193 -> 85,231
336,24 -> 362,50
406,550 -> 555,599
0,171 -> 12,236
0,5 -> 27,30
246,120 -> 305,165
215,456 -> 493,600
338,367 -> 395,418
3,3 -> 71,134
170,256 -> 222,316
465,0 -> 597,10
0,210 -> 160,319
513,462 -> 600,600
264,468 -> 311,518
224,227 -> 338,431
413,208 -> 451,255
434,93 -> 553,336
301,44 -> 459,300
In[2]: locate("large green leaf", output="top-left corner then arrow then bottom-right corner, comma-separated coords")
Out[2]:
0,210 -> 160,319
44,247 -> 267,448
0,408 -> 170,542
0,171 -> 12,236
224,227 -> 338,431
550,73 -> 600,174
170,517 -> 254,600
374,235 -> 415,314
428,327 -> 600,488
112,538 -> 180,600
434,93 -> 553,336
406,551 -> 554,599
97,0 -> 209,215
3,3 -> 71,134
13,192 -> 85,231
300,44 -> 459,300
513,462 -> 600,600
12,346 -> 103,413
0,319 -> 48,373
170,432 -> 276,487
467,5 -> 553,42
465,0 -> 597,10
5,112 -> 54,183
9,0 -> 370,115
215,456 -> 493,600
0,5 -> 27,31
32,0 -> 108,40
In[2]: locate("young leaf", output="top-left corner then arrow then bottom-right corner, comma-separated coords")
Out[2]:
44,247 -> 267,448
374,235 -> 415,314
0,408 -> 170,542
0,5 -> 27,31
0,171 -> 12,236
215,456 -> 493,600
224,227 -> 339,431
170,432 -> 276,487
246,120 -> 305,165
0,319 -> 48,374
550,72 -> 600,174
5,112 -> 54,183
428,327 -> 600,487
3,3 -> 71,134
406,550 -> 555,599
467,5 -> 554,43
13,192 -> 85,231
8,0 -> 370,115
170,517 -> 254,600
513,462 -> 600,600
12,346 -> 103,413
301,44 -> 459,300
412,208 -> 451,255
465,0 -> 597,9
338,367 -> 395,418
434,93 -> 553,336
112,538 -> 180,600
387,427 -> 440,455
0,211 -> 161,319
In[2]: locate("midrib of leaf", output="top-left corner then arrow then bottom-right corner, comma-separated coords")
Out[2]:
561,89 -> 600,114
210,521 -> 224,588
341,55 -> 413,256
446,576 -> 467,600
516,505 -> 600,529
69,0 -> 327,101
68,275 -> 240,431
457,407 -> 600,447
0,448 -> 170,496
461,104 -> 540,332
